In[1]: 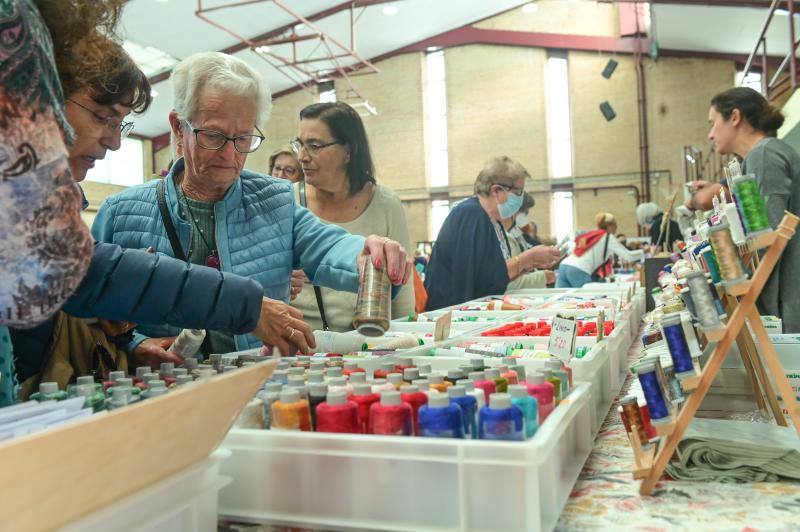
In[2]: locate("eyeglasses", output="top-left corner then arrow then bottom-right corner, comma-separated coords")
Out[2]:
493,183 -> 524,196
67,98 -> 134,138
272,164 -> 298,177
290,138 -> 341,156
184,121 -> 265,153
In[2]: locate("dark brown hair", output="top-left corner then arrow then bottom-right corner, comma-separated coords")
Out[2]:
299,102 -> 376,195
711,87 -> 784,137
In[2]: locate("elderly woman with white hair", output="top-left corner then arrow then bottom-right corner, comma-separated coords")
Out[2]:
424,156 -> 560,310
636,202 -> 682,252
92,52 -> 412,362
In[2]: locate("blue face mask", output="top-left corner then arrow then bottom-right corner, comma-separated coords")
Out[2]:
498,189 -> 523,219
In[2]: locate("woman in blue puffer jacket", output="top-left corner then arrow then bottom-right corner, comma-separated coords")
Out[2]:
93,52 -> 412,366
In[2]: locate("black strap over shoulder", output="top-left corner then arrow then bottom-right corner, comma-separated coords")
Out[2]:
299,180 -> 329,331
156,179 -> 186,262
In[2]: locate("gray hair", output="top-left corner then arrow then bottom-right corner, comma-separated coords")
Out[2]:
473,156 -> 531,196
171,52 -> 272,127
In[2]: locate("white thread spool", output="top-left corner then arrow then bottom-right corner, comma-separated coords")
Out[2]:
169,329 -> 206,358
686,272 -> 720,330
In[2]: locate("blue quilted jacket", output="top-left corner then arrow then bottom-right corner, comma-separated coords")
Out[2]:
92,159 -> 365,351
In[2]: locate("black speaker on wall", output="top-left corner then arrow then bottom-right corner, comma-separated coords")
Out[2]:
599,101 -> 616,121
601,58 -> 618,79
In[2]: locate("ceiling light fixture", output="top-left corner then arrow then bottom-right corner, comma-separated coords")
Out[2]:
522,2 -> 538,13
255,45 -> 270,54
382,4 -> 399,16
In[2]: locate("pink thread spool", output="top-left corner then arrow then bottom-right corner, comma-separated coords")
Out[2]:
369,390 -> 413,436
316,390 -> 360,434
525,374 -> 555,422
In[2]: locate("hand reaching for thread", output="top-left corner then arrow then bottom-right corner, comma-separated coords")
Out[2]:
361,234 -> 413,286
133,337 -> 182,369
252,297 -> 315,356
521,245 -> 561,269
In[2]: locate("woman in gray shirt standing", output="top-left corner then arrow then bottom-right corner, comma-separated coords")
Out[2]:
707,87 -> 800,333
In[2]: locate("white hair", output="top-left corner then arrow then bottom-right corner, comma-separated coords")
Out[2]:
636,202 -> 662,226
171,52 -> 272,127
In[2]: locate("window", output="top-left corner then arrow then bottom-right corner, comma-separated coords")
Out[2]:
318,79 -> 337,103
736,69 -> 762,93
429,199 -> 451,241
425,49 -> 448,188
552,191 -> 574,243
545,55 -> 573,179
85,137 -> 145,187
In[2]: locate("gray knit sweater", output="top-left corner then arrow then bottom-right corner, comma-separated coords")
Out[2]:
743,137 -> 800,333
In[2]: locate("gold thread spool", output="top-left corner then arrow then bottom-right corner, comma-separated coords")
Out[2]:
708,223 -> 747,284
353,258 -> 391,336
621,396 -> 649,446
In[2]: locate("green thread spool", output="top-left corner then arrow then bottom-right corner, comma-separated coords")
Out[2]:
732,175 -> 770,235
701,247 -> 721,283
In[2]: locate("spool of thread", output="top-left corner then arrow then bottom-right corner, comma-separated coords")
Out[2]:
349,372 -> 367,384
417,393 -> 464,439
732,174 -> 771,235
619,396 -> 649,446
457,379 -> 486,410
445,369 -> 465,385
400,384 -> 428,435
270,388 -> 312,431
403,368 -> 420,383
635,363 -> 671,422
428,373 -> 452,393
661,363 -> 685,405
369,391 -> 413,435
499,365 -> 518,385
353,259 -> 391,336
372,333 -> 421,350
373,361 -> 396,380
708,278 -> 727,318
545,360 -> 569,397
106,387 -> 131,410
351,383 -> 380,433
308,382 -> 328,430
484,368 -> 508,393
168,329 -> 206,358
387,373 -> 404,390
315,390 -> 359,434
447,385 -> 478,438
511,365 -> 527,383
708,223 -> 747,284
679,287 -> 697,320
479,393 -> 525,441
722,202 -> 747,244
468,371 -> 496,403
539,370 -> 561,403
661,314 -> 696,378
700,246 -> 722,283
685,272 -> 721,329
509,385 -> 538,438
523,374 -> 555,421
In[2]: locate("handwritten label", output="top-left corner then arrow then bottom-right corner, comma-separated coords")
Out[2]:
434,311 -> 453,342
548,315 -> 577,361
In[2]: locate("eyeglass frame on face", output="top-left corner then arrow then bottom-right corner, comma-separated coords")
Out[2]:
272,163 -> 299,177
492,182 -> 524,196
183,120 -> 266,154
290,137 -> 342,156
67,98 -> 135,138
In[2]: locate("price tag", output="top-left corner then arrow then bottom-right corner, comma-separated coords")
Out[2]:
434,310 -> 453,342
548,315 -> 577,362
597,310 -> 605,341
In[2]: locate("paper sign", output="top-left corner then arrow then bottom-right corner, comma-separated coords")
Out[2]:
548,315 -> 577,361
597,310 -> 605,341
434,310 -> 453,342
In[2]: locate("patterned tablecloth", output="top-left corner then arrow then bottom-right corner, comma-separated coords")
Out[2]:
556,329 -> 800,531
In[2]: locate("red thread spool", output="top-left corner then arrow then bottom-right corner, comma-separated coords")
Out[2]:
351,383 -> 380,433
373,361 -> 395,380
316,391 -> 360,434
369,391 -> 412,436
468,371 -> 496,404
400,385 -> 428,435
342,362 -> 366,377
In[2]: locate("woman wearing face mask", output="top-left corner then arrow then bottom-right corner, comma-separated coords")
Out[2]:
556,212 -> 645,288
424,156 -> 561,310
701,86 -> 800,332
501,192 -> 554,289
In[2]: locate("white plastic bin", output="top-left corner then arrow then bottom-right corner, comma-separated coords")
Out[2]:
62,449 -> 231,532
219,383 -> 593,532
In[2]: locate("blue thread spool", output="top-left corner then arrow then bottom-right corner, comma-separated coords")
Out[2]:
509,385 -> 538,438
708,276 -> 727,318
479,393 -> 525,441
418,394 -> 464,439
447,385 -> 478,438
661,314 -> 696,378
685,271 -> 721,329
635,363 -> 671,422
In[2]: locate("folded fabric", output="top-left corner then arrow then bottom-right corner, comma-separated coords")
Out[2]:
666,418 -> 800,483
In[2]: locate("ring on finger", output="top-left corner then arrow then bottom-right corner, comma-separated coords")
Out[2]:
286,327 -> 295,340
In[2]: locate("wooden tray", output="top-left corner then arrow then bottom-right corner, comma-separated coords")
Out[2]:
0,359 -> 276,531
